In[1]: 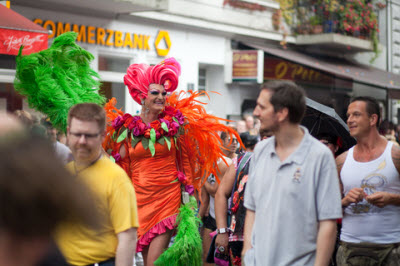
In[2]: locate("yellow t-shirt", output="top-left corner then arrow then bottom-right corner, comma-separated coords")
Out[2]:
56,156 -> 139,266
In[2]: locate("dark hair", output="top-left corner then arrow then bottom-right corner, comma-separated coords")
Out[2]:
0,133 -> 98,238
350,96 -> 380,127
260,81 -> 306,123
240,132 -> 258,149
68,103 -> 106,130
316,132 -> 338,146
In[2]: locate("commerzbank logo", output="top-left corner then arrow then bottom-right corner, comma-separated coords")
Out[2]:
154,30 -> 171,57
33,19 -> 172,57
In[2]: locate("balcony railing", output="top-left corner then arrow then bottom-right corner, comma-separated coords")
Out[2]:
280,0 -> 384,61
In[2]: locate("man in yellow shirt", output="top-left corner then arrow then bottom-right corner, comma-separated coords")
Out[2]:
57,103 -> 139,266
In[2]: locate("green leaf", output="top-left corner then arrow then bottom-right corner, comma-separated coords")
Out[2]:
112,131 -> 117,141
158,137 -> 165,146
117,128 -> 127,143
110,155 -> 116,163
164,136 -> 171,151
178,126 -> 184,135
141,138 -> 149,150
161,122 -> 169,132
149,139 -> 155,157
174,137 -> 178,150
173,117 -> 179,123
106,149 -> 113,154
150,128 -> 156,143
170,179 -> 179,183
131,134 -> 140,148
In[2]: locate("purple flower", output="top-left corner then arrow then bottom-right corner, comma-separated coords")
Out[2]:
175,111 -> 185,125
171,121 -> 179,129
185,185 -> 194,195
159,118 -> 170,128
132,116 -> 141,122
111,151 -> 121,162
112,116 -> 123,129
132,127 -> 141,136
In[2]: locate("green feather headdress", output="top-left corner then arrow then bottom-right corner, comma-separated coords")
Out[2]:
14,31 -> 105,133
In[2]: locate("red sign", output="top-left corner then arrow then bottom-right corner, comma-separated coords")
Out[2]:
233,50 -> 259,81
264,57 -> 334,85
0,29 -> 48,55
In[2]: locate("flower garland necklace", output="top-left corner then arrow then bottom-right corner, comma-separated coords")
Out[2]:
109,105 -> 194,196
110,105 -> 185,157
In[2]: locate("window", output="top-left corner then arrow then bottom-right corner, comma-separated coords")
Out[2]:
198,68 -> 206,92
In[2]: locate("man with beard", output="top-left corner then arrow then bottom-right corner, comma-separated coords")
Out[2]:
56,103 -> 139,266
242,81 -> 342,265
336,97 -> 400,265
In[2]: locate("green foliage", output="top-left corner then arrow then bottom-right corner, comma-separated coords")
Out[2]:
14,31 -> 105,133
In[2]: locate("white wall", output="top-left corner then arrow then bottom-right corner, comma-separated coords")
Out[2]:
12,5 -> 235,118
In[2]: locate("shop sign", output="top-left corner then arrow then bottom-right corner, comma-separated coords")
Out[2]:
264,57 -> 334,85
232,50 -> 263,83
33,18 -> 171,57
0,29 -> 47,55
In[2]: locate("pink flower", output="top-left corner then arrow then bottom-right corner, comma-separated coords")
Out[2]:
185,185 -> 194,195
177,171 -> 187,183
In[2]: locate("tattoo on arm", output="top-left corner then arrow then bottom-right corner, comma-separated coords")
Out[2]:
391,146 -> 400,174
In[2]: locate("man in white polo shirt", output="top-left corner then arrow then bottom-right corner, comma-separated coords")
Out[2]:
242,81 -> 342,265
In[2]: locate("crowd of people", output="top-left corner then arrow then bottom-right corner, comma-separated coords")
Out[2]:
2,32 -> 400,266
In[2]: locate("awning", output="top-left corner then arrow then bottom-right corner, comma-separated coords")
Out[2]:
0,4 -> 48,55
247,43 -> 400,90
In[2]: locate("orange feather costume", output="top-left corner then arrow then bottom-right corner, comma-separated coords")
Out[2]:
103,58 -> 241,263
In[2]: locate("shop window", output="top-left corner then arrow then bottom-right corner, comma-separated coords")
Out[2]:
99,82 -> 126,111
0,55 -> 16,69
98,56 -> 130,72
198,68 -> 206,92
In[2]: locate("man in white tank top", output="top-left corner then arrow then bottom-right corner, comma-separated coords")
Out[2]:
336,96 -> 400,265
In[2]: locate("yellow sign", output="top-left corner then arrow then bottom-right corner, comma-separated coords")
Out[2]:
154,31 -> 171,57
33,19 -> 171,56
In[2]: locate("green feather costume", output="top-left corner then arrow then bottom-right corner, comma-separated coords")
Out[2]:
14,31 -> 105,132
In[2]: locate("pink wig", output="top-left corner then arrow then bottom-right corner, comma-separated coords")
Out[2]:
124,57 -> 181,105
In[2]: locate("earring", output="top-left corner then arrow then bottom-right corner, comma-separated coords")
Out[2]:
141,101 -> 150,117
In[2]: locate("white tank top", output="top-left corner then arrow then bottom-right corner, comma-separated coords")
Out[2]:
341,141 -> 400,243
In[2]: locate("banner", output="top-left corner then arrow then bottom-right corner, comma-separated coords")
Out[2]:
0,29 -> 48,55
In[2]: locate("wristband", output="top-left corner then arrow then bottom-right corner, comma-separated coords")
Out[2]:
217,228 -> 228,234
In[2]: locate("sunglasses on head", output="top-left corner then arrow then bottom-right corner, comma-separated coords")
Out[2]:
150,90 -> 167,96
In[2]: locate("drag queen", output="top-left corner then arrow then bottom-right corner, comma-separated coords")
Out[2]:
103,58 -> 239,265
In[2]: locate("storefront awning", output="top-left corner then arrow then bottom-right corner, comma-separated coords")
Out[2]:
0,4 -> 48,55
246,43 -> 400,90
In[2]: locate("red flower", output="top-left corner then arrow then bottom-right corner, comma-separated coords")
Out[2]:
137,122 -> 146,134
163,106 -> 176,116
150,120 -> 161,131
144,128 -> 151,139
124,116 -> 134,129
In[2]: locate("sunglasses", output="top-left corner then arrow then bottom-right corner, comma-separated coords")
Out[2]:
69,132 -> 101,139
150,91 -> 167,96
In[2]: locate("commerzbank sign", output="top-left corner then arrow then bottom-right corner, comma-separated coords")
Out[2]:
33,18 -> 171,57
